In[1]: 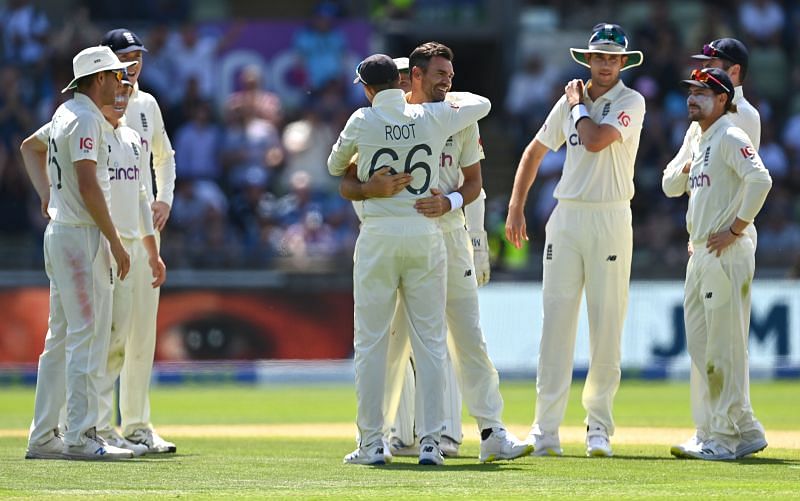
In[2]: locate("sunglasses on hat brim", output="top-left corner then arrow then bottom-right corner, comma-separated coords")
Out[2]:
688,68 -> 731,94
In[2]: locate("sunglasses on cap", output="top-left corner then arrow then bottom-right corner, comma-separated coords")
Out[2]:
700,43 -> 731,61
690,68 -> 731,93
589,24 -> 628,48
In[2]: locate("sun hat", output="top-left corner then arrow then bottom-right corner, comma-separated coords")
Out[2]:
62,45 -> 137,93
570,23 -> 643,71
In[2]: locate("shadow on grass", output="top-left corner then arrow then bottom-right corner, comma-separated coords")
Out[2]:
608,454 -> 800,466
365,462 -> 525,472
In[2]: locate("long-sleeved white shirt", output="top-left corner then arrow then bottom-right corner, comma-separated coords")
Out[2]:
328,88 -> 490,223
535,79 -> 646,203
663,115 -> 772,242
125,83 -> 176,207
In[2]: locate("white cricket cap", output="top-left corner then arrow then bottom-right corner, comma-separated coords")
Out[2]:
393,57 -> 410,72
62,46 -> 137,93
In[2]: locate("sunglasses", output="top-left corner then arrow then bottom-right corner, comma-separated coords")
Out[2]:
108,69 -> 126,82
690,68 -> 731,93
700,43 -> 731,60
589,26 -> 628,48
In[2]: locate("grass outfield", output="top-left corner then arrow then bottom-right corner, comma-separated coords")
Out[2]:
0,380 -> 798,499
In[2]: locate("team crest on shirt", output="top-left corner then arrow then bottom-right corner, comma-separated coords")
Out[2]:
703,146 -> 711,167
140,113 -> 148,131
445,136 -> 453,146
602,102 -> 611,118
131,142 -> 140,159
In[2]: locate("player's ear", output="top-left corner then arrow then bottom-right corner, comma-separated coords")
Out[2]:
411,66 -> 423,81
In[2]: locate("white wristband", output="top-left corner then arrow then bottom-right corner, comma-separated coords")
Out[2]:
571,103 -> 589,124
445,191 -> 464,212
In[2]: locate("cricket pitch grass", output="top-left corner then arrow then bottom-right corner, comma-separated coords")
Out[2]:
0,380 -> 798,499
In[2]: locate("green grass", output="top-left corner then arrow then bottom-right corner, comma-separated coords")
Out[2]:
0,380 -> 798,499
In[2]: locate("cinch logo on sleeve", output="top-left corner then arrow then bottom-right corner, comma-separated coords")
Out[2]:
79,137 -> 93,151
689,172 -> 711,189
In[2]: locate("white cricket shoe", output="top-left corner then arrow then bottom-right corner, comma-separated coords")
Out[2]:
479,428 -> 533,463
126,428 -> 177,453
343,441 -> 391,465
64,428 -> 134,460
586,433 -> 613,457
25,429 -> 65,459
99,429 -> 148,457
670,433 -> 703,458
735,434 -> 768,459
418,436 -> 444,466
439,435 -> 460,457
527,427 -> 563,457
388,436 -> 419,457
683,439 -> 735,461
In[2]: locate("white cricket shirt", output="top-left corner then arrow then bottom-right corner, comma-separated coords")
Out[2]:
438,93 -> 485,232
125,84 -> 176,207
106,123 -> 155,239
665,116 -> 772,242
665,85 -> 761,181
535,79 -> 645,203
328,88 -> 490,228
43,93 -> 113,225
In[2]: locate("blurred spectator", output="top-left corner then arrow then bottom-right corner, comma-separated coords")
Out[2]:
278,105 -> 339,195
173,101 -> 222,182
219,106 -> 284,191
48,3 -> 102,60
758,123 -> 788,180
138,24 -> 177,105
0,0 -> 49,67
225,64 -> 283,128
292,1 -> 351,91
504,53 -> 560,153
0,66 -> 35,177
738,0 -> 785,43
166,22 -> 241,100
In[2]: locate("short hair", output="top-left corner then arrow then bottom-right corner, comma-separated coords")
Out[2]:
717,58 -> 748,83
75,73 -> 100,92
409,41 -> 454,73
367,80 -> 398,93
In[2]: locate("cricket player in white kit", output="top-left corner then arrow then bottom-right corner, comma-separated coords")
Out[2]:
101,29 -> 177,453
665,39 -> 767,459
662,67 -> 771,460
22,46 -> 136,460
505,23 -> 645,457
328,54 -> 491,465
25,80 -> 167,456
339,43 -> 530,464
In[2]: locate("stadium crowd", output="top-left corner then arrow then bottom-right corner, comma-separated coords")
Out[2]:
0,0 -> 798,277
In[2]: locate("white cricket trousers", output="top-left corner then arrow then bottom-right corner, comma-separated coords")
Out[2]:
29,222 -> 113,447
684,235 -> 764,452
385,227 -> 504,443
97,236 -> 159,434
353,217 -> 448,448
534,200 -> 632,436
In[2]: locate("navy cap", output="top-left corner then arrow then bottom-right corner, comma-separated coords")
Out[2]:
101,29 -> 148,54
353,54 -> 399,86
692,38 -> 748,71
682,67 -> 734,100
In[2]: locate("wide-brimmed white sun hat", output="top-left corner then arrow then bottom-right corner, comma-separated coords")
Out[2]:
570,23 -> 643,72
62,45 -> 137,93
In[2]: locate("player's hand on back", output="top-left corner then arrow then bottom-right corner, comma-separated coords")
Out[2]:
414,188 -> 450,218
364,166 -> 412,198
152,201 -> 171,232
505,208 -> 529,249
40,196 -> 50,220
